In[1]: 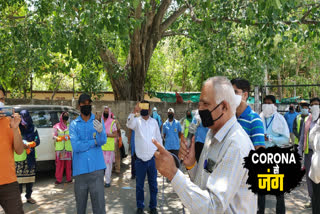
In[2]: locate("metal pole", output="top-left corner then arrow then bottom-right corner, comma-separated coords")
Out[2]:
30,74 -> 33,99
73,77 -> 75,98
254,86 -> 260,113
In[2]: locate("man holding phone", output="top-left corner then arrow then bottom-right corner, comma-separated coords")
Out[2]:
0,85 -> 25,213
127,100 -> 162,214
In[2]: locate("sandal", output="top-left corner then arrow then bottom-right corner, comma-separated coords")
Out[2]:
27,198 -> 36,204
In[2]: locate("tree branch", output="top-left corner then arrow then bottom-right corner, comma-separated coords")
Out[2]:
189,4 -> 320,26
160,5 -> 188,32
162,30 -> 194,39
153,0 -> 171,30
301,4 -> 320,22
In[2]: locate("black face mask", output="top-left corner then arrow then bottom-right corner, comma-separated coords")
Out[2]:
62,116 -> 69,121
199,102 -> 223,127
140,110 -> 149,116
289,107 -> 294,111
80,105 -> 92,116
168,114 -> 174,120
104,113 -> 109,118
187,114 -> 192,118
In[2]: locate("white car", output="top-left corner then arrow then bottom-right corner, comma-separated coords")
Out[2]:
11,105 -> 128,171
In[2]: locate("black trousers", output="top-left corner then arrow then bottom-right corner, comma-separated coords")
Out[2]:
0,182 -> 24,214
312,180 -> 320,214
19,183 -> 33,199
195,142 -> 204,162
257,194 -> 285,214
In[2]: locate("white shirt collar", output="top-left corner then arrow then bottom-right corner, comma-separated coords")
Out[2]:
214,116 -> 237,143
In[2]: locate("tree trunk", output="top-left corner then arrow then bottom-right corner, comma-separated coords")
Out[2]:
277,69 -> 283,101
99,1 -> 187,101
294,52 -> 303,97
264,66 -> 269,95
51,77 -> 63,100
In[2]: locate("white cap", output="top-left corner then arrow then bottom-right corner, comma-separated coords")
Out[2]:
153,107 -> 157,111
168,108 -> 174,113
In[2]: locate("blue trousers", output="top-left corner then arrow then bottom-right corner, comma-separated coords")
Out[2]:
135,157 -> 158,209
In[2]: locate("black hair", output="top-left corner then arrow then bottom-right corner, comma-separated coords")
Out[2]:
310,97 -> 320,104
264,95 -> 276,104
300,103 -> 309,107
0,84 -> 6,96
230,78 -> 251,92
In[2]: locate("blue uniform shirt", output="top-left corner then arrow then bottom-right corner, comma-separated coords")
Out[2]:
192,117 -> 208,144
70,113 -> 107,176
284,111 -> 298,133
163,119 -> 182,150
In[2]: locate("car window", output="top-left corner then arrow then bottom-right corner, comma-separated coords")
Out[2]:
31,111 -> 52,128
70,112 -> 79,122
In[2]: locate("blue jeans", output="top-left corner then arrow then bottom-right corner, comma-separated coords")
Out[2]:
135,156 -> 158,209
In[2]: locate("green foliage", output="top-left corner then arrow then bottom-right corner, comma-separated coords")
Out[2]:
0,0 -> 319,100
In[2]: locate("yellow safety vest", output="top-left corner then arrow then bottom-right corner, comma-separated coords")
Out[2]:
184,119 -> 190,138
14,141 -> 38,162
295,115 -> 310,154
295,115 -> 303,145
14,149 -> 27,162
55,127 -> 72,151
101,120 -> 116,151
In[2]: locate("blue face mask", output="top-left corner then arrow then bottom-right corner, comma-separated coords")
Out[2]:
301,108 -> 309,115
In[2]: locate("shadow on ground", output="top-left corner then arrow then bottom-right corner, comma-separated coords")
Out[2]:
0,157 -> 313,214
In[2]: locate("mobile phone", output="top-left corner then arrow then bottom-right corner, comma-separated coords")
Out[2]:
95,111 -> 102,122
0,107 -> 13,117
139,103 -> 149,110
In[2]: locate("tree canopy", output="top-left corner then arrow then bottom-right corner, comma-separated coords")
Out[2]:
0,0 -> 319,100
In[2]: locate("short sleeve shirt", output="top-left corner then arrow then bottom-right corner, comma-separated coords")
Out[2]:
0,117 -> 17,185
237,106 -> 265,147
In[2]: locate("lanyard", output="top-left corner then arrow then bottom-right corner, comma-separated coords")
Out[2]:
265,115 -> 274,130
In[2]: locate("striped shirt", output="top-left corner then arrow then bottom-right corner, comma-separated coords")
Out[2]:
237,106 -> 265,147
171,116 -> 257,213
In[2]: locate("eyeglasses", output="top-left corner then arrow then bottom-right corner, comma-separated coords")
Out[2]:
0,97 -> 5,102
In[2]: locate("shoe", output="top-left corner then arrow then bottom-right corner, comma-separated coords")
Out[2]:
66,180 -> 73,184
104,183 -> 111,188
150,208 -> 157,214
131,175 -> 136,180
55,181 -> 62,185
26,198 -> 36,204
304,202 -> 312,208
136,208 -> 144,214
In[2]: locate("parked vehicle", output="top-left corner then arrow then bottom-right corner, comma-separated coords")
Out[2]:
10,105 -> 129,171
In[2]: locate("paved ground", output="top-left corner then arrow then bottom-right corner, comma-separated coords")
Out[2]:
0,157 -> 313,214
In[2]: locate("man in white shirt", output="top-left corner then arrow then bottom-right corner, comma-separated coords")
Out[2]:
127,100 -> 162,214
152,76 -> 257,214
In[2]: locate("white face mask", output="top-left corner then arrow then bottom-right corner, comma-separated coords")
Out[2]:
301,108 -> 309,115
262,104 -> 277,118
235,94 -> 242,108
0,101 -> 4,107
310,105 -> 319,121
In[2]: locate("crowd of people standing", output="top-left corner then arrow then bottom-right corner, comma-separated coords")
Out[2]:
0,77 -> 319,214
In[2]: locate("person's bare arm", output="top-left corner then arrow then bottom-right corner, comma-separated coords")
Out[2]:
107,131 -> 118,138
11,112 -> 24,154
254,145 -> 265,150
